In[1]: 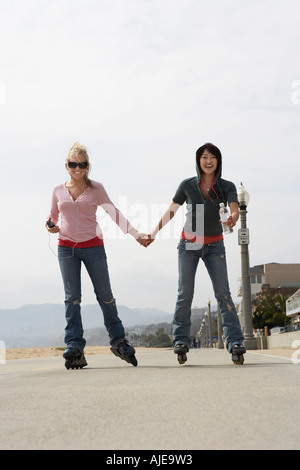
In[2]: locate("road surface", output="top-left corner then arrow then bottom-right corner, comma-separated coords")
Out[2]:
1,348 -> 299,450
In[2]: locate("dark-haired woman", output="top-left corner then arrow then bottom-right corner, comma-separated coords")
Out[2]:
145,143 -> 245,364
46,142 -> 144,369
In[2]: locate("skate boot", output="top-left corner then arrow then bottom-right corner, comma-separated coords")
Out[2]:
174,344 -> 188,365
231,344 -> 246,365
110,339 -> 138,367
63,348 -> 88,370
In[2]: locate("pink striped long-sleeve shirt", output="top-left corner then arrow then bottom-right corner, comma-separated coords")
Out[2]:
48,180 -> 134,245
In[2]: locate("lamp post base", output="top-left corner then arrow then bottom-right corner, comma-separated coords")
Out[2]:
244,337 -> 257,350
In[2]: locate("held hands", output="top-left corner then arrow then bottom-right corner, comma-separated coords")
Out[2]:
139,233 -> 155,248
130,229 -> 155,248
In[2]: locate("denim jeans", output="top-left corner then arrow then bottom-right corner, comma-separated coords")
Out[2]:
58,245 -> 125,352
173,239 -> 244,352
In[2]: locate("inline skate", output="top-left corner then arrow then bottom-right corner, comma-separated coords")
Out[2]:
63,348 -> 88,370
174,344 -> 188,365
110,339 -> 138,367
231,344 -> 246,365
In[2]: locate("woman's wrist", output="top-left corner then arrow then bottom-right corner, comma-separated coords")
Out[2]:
128,228 -> 139,238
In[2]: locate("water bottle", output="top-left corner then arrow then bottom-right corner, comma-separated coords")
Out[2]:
219,203 -> 233,234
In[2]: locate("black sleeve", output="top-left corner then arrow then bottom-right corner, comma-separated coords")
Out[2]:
172,180 -> 187,205
226,181 -> 238,204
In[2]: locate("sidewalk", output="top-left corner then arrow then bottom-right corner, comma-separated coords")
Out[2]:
249,348 -> 296,360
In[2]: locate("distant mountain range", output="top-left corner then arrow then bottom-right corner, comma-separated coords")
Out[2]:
0,304 -> 173,348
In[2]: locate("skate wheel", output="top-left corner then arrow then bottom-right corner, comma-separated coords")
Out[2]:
64,356 -> 87,370
178,353 -> 187,365
232,354 -> 244,365
130,356 -> 138,367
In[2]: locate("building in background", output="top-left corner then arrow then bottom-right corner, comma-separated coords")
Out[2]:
237,263 -> 300,330
249,263 -> 300,299
286,288 -> 300,325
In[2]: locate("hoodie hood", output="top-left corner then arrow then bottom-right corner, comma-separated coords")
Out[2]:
195,142 -> 222,182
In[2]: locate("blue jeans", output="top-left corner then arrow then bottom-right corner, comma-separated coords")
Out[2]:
173,239 -> 244,352
58,245 -> 125,352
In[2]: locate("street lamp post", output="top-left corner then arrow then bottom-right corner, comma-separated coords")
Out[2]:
200,322 -> 204,348
237,183 -> 257,350
207,299 -> 212,348
204,314 -> 209,348
201,319 -> 206,347
217,304 -> 224,349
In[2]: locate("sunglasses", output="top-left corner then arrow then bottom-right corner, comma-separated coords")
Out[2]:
67,161 -> 88,169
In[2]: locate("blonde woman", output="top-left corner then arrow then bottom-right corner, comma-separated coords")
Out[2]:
46,142 -> 144,369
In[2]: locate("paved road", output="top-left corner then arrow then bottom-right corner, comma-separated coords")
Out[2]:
1,348 -> 299,450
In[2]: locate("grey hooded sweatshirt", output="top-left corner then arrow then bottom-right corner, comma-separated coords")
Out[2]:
172,143 -> 238,241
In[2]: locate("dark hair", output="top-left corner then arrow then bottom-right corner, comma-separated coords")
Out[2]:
196,142 -> 222,177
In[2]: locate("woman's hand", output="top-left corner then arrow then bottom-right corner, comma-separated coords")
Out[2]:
45,219 -> 60,234
225,215 -> 236,228
140,234 -> 155,247
129,229 -> 151,247
136,232 -> 151,247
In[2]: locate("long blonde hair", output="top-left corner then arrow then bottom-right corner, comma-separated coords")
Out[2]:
67,142 -> 93,187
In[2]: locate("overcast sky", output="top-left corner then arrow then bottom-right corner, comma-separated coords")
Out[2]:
1,0 -> 299,313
